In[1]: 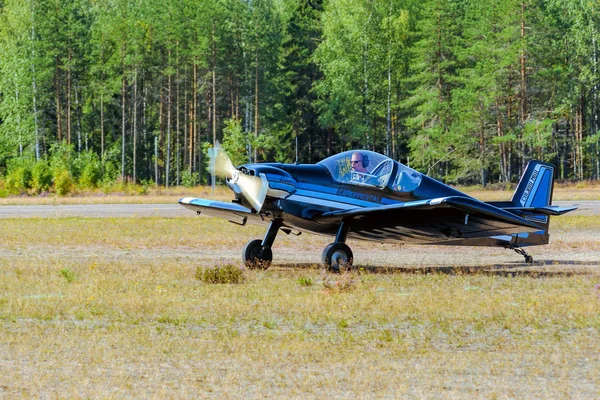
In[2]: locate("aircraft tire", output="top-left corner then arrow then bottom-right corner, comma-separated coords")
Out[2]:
322,242 -> 353,273
243,239 -> 272,270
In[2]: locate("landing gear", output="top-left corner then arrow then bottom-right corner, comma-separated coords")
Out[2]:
243,239 -> 272,269
512,247 -> 534,264
322,221 -> 354,272
322,242 -> 354,273
242,220 -> 281,269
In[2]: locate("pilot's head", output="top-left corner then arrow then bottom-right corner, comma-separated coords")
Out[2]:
351,151 -> 369,173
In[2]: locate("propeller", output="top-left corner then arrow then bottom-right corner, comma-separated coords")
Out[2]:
212,148 -> 268,212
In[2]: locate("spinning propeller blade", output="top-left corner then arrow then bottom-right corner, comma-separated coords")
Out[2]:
211,148 -> 268,212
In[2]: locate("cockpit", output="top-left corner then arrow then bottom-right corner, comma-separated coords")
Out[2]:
317,150 -> 422,193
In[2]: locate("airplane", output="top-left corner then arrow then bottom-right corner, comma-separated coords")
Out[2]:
179,149 -> 577,271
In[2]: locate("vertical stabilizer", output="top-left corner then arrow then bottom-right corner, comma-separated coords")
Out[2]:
511,160 -> 554,208
508,160 -> 555,246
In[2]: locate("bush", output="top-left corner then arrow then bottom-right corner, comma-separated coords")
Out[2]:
0,179 -> 8,198
181,168 -> 199,188
74,151 -> 101,187
297,276 -> 314,286
49,142 -> 75,176
59,268 -> 76,283
31,161 -> 53,193
102,161 -> 119,185
195,264 -> 245,284
79,162 -> 101,189
54,169 -> 73,196
5,166 -> 32,194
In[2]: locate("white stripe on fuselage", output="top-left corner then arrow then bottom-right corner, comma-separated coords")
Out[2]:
286,194 -> 358,210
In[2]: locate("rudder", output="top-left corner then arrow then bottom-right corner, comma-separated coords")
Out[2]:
509,160 -> 556,246
511,160 -> 554,208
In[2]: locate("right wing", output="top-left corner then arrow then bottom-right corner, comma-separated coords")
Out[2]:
314,196 -> 544,243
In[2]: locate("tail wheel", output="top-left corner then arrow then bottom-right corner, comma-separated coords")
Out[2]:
322,242 -> 353,273
243,239 -> 272,270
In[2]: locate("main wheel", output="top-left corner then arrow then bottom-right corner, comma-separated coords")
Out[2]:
322,242 -> 353,273
243,239 -> 272,270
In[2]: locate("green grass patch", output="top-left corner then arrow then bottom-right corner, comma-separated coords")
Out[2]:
195,264 -> 245,284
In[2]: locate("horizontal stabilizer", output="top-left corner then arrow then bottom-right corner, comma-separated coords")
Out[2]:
503,205 -> 578,216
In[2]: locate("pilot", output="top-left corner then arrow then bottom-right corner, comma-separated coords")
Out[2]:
350,151 -> 369,173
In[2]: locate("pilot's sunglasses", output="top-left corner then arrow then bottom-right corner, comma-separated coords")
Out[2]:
351,160 -> 361,164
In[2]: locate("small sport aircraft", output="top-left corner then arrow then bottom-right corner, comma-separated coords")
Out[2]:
180,149 -> 577,271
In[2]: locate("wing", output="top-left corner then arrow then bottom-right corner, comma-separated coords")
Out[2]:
179,197 -> 264,226
315,196 -> 543,244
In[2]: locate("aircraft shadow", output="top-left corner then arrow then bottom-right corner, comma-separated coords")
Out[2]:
272,260 -> 598,278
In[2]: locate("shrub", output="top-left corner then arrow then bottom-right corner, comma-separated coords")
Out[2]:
49,142 -> 75,176
60,268 -> 76,283
101,161 -> 119,185
79,162 -> 101,189
297,276 -> 314,286
195,264 -> 245,284
0,179 -> 8,198
5,166 -> 32,194
181,168 -> 199,188
31,161 -> 53,193
54,169 -> 73,196
74,151 -> 101,188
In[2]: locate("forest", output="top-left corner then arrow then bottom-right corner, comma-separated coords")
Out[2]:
0,0 -> 599,195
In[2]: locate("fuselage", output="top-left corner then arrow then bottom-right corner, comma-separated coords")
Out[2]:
230,150 -> 472,242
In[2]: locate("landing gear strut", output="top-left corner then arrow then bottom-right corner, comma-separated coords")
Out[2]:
322,221 -> 354,273
243,220 -> 281,269
512,247 -> 534,264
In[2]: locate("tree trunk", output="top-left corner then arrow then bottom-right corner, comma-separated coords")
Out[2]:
67,48 -> 72,146
166,50 -> 172,188
133,67 -> 138,183
56,56 -> 62,141
212,21 -> 217,150
121,45 -> 126,182
520,0 -> 527,171
254,48 -> 259,162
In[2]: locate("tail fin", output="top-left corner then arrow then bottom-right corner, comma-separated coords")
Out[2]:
511,160 -> 555,208
508,160 -> 555,246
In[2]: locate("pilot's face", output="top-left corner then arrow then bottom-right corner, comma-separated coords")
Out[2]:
351,155 -> 366,172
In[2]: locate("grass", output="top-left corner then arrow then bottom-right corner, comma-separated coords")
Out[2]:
0,215 -> 599,397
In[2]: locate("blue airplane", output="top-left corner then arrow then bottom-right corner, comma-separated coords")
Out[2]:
179,149 -> 577,271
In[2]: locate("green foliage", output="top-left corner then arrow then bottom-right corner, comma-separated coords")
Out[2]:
222,118 -> 250,166
54,169 -> 73,196
75,151 -> 102,189
4,157 -> 34,194
49,143 -> 75,177
31,160 -> 53,193
0,179 -> 8,198
195,264 -> 245,284
59,268 -> 76,283
297,276 -> 314,286
181,168 -> 199,188
1,0 -> 600,187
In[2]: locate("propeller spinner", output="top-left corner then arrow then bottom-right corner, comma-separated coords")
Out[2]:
212,149 -> 268,212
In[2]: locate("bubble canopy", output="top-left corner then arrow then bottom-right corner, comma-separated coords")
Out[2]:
317,150 -> 422,192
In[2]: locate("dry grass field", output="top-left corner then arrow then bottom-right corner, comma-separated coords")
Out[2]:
1,211 -> 599,398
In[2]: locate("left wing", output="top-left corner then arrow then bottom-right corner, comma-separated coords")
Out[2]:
179,197 -> 263,226
315,196 -> 543,243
